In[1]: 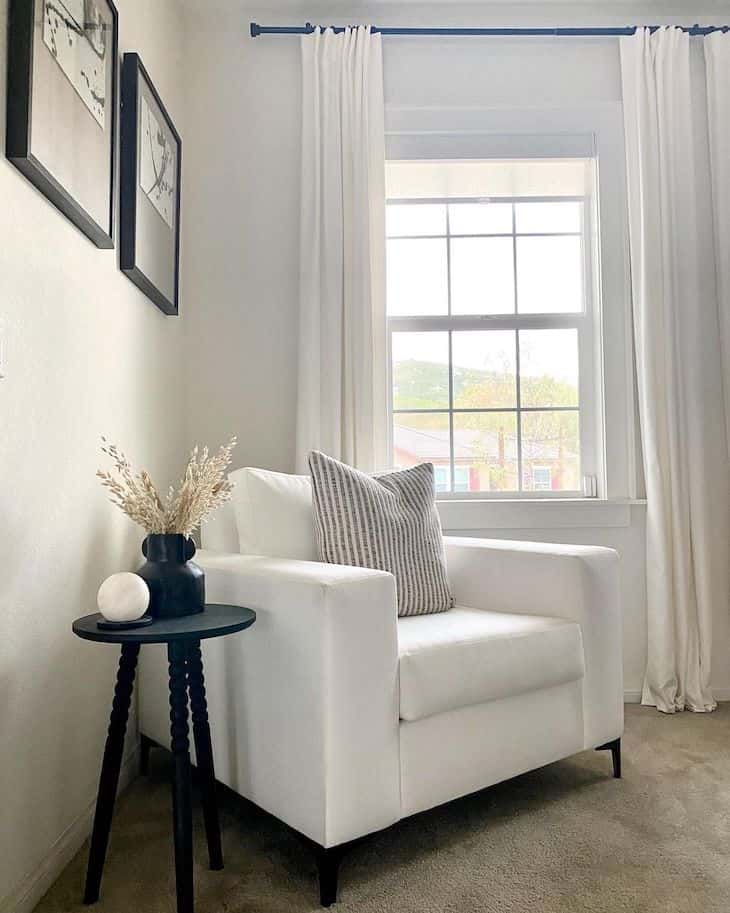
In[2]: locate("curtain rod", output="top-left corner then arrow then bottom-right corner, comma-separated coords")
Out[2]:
250,22 -> 729,38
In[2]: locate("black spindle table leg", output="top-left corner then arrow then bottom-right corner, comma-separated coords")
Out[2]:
84,643 -> 140,904
187,639 -> 223,870
169,641 -> 194,913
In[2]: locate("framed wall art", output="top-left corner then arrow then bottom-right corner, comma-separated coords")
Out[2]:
6,0 -> 119,247
119,52 -> 182,315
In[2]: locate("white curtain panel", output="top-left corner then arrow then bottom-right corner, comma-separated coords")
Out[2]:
621,27 -> 730,713
705,32 -> 730,454
297,27 -> 388,473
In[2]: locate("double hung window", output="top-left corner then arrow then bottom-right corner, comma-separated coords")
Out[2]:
386,158 -> 598,497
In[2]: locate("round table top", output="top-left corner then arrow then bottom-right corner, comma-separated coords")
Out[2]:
72,604 -> 256,645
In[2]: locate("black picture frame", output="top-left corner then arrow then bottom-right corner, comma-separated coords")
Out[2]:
120,52 -> 182,316
5,0 -> 119,248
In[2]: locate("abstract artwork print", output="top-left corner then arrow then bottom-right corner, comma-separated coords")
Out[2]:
140,94 -> 176,228
43,0 -> 107,128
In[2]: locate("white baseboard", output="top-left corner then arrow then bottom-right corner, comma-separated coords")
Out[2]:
0,747 -> 140,913
624,690 -> 642,703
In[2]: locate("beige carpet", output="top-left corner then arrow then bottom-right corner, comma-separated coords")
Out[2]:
35,704 -> 730,913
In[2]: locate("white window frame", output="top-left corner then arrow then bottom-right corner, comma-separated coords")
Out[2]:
384,105 -> 638,516
386,190 -> 598,500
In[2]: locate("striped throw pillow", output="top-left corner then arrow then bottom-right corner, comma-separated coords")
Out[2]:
308,451 -> 454,617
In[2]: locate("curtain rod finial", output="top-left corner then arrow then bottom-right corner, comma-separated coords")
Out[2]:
250,22 -> 260,37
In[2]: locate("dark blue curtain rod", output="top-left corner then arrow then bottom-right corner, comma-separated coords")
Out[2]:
250,22 -> 729,38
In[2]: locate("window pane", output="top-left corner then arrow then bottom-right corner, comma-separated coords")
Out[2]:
393,412 -> 451,491
387,203 -> 446,237
516,236 -> 583,313
387,239 -> 448,315
519,329 -> 579,407
515,201 -> 582,234
452,330 -> 516,409
453,466 -> 470,493
434,465 -> 451,494
448,202 -> 512,235
521,410 -> 580,492
453,412 -> 518,492
451,237 -> 515,315
392,332 -> 449,410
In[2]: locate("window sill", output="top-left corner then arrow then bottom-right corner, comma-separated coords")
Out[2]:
436,497 -> 646,531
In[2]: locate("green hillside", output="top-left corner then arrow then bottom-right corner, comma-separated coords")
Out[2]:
393,359 -> 578,411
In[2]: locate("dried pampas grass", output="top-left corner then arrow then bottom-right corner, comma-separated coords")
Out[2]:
97,436 -> 237,537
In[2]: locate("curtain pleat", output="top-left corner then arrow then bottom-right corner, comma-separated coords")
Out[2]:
705,33 -> 730,455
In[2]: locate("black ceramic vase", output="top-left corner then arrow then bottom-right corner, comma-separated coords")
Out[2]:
137,534 -> 205,619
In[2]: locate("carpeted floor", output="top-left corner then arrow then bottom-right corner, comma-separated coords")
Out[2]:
35,704 -> 730,913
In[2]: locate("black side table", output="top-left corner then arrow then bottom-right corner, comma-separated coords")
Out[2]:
72,604 -> 256,913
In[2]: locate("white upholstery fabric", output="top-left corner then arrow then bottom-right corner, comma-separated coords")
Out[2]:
139,535 -> 623,848
201,499 -> 238,552
140,550 -> 400,848
400,680 -> 585,817
444,537 -> 623,750
398,606 -> 584,722
228,467 -> 316,560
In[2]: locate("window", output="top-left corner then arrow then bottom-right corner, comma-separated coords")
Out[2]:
386,159 -> 598,498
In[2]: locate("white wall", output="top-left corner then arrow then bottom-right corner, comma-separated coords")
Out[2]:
181,7 -> 301,471
0,1 -> 186,909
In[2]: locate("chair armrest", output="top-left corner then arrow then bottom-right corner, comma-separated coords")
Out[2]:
444,536 -> 623,749
139,551 -> 400,847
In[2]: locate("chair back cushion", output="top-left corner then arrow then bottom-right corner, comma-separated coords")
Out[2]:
308,451 -> 453,617
228,467 -> 317,560
201,500 -> 239,552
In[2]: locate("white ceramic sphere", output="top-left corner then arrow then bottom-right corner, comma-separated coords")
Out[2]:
97,572 -> 150,622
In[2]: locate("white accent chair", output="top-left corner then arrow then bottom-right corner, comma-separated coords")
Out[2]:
139,477 -> 623,906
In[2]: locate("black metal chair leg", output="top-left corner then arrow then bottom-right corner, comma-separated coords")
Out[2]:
84,643 -> 140,904
169,641 -> 194,913
596,737 -> 622,778
139,733 -> 153,776
187,640 -> 223,870
317,846 -> 343,907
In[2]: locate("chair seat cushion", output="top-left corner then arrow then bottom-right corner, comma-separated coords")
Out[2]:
398,606 -> 585,722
